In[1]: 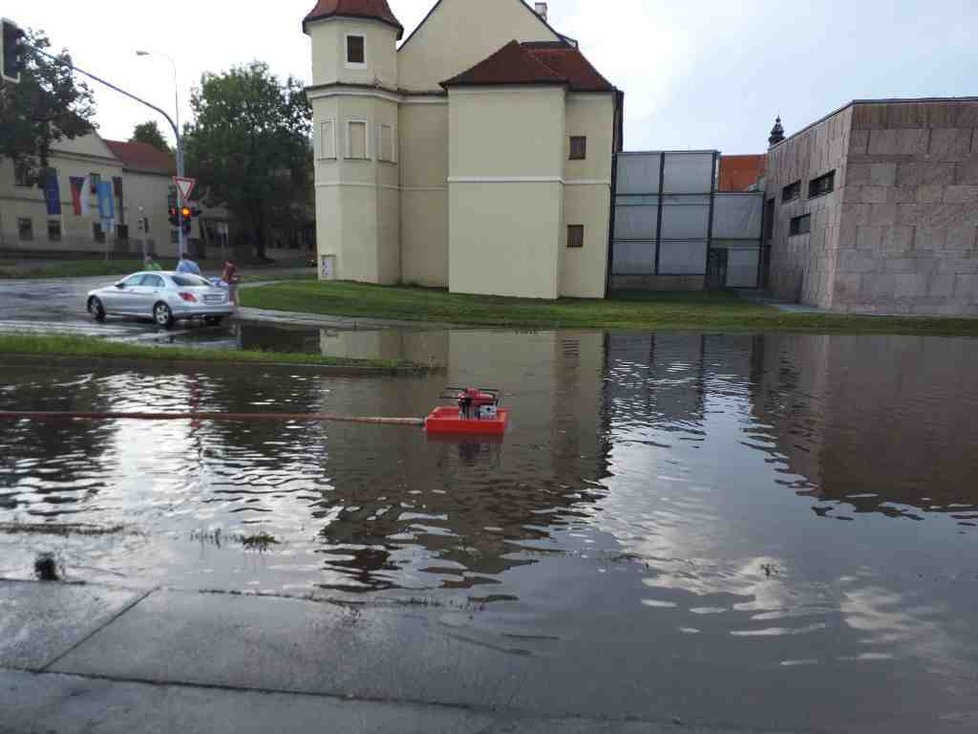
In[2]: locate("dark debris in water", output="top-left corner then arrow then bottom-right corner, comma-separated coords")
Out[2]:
1,522 -> 126,537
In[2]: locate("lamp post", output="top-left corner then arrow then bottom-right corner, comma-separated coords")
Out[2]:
136,49 -> 187,258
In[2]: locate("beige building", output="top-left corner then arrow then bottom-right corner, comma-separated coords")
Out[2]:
304,0 -> 623,299
762,98 -> 978,315
1,133 -> 230,262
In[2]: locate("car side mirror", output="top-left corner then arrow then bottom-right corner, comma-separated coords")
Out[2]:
115,283 -> 125,289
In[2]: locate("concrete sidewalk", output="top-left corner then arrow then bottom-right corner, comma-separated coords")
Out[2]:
0,579 -> 785,734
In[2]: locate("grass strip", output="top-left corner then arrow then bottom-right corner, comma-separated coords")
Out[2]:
0,260 -> 146,279
241,281 -> 978,336
0,333 -> 430,374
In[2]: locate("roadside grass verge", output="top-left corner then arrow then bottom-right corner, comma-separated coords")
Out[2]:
0,334 -> 431,374
241,281 -> 978,336
0,260 -> 145,279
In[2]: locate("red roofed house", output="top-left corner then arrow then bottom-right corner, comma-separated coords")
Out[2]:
304,0 -> 623,298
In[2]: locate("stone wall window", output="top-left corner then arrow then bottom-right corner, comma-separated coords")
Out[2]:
17,217 -> 33,241
347,120 -> 368,159
378,123 -> 396,163
808,170 -> 835,198
569,136 -> 587,160
47,220 -> 62,242
789,214 -> 811,236
346,35 -> 366,66
318,120 -> 336,159
567,224 -> 585,248
782,180 -> 801,202
93,222 -> 106,244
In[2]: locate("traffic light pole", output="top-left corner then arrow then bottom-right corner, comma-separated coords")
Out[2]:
24,42 -> 188,255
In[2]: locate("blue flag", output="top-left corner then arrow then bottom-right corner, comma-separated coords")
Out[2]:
96,180 -> 115,233
44,171 -> 61,216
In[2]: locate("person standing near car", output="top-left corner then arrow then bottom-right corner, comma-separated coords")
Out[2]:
144,254 -> 162,271
175,255 -> 202,275
221,259 -> 240,307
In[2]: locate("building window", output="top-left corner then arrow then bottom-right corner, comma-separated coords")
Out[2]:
170,229 -> 179,244
567,224 -> 585,248
782,181 -> 801,202
90,173 -> 101,194
346,35 -> 366,66
378,123 -> 395,163
14,163 -> 30,187
789,214 -> 811,236
347,120 -> 368,159
47,220 -> 62,242
17,218 -> 33,241
116,224 -> 129,243
809,170 -> 835,198
93,223 -> 106,244
318,120 -> 336,159
569,136 -> 587,160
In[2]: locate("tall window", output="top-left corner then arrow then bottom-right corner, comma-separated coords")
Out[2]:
14,163 -> 30,187
809,170 -> 835,198
47,220 -> 62,242
346,35 -> 365,65
378,123 -> 395,163
17,218 -> 33,241
347,121 -> 368,159
782,180 -> 800,202
89,173 -> 101,194
567,224 -> 585,248
789,214 -> 811,236
93,222 -> 106,244
318,120 -> 336,159
569,136 -> 587,160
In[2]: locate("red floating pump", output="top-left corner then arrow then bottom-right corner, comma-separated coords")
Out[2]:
425,387 -> 510,436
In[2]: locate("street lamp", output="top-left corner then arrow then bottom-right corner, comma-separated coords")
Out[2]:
135,49 -> 187,257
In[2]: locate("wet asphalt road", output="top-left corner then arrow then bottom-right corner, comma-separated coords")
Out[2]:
0,276 -> 160,339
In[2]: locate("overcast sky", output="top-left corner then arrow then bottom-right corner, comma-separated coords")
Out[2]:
8,0 -> 978,154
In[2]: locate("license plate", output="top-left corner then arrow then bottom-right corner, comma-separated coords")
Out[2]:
204,294 -> 225,304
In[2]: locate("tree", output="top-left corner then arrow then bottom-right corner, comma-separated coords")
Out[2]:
0,28 -> 96,185
183,62 -> 312,259
130,120 -> 169,152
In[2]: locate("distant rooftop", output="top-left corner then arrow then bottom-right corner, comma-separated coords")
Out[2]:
302,0 -> 404,39
104,140 -> 175,176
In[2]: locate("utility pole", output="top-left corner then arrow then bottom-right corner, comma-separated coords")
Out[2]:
136,50 -> 186,257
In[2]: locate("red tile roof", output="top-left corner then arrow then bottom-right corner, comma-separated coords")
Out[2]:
104,140 -> 175,175
303,0 -> 403,39
442,40 -> 615,93
717,154 -> 766,192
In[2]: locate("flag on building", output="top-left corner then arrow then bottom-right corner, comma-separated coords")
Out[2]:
43,171 -> 62,216
97,179 -> 115,233
69,176 -> 89,216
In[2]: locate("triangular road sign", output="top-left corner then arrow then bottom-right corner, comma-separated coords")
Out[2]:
174,176 -> 197,202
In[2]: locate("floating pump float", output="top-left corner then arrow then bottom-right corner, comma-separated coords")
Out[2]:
424,387 -> 509,437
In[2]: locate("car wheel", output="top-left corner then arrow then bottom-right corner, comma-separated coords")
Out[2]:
153,301 -> 174,328
87,296 -> 106,321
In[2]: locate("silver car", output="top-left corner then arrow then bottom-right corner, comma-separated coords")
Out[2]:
86,271 -> 234,328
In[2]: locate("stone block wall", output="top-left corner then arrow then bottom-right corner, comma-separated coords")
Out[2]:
832,101 -> 978,314
764,106 -> 851,308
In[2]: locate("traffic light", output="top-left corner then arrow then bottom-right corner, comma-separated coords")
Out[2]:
167,206 -> 179,227
1,19 -> 24,84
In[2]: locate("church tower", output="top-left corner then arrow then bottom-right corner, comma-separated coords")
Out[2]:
303,0 -> 403,283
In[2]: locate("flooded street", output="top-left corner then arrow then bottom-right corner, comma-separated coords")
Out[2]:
2,329 -> 978,730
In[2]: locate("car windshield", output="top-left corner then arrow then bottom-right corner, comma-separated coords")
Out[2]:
170,274 -> 212,287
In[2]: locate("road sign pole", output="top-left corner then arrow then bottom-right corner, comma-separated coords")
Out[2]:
176,134 -> 186,258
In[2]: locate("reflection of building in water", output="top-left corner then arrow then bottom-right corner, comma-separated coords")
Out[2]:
750,334 -> 978,515
305,328 -> 610,591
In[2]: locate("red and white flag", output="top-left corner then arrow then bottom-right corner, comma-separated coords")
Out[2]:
69,176 -> 89,217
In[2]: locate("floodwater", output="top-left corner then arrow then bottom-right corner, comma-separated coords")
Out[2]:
2,329 -> 978,730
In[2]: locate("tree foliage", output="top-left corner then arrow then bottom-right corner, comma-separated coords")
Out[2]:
0,28 -> 96,184
183,62 -> 312,258
130,120 -> 170,152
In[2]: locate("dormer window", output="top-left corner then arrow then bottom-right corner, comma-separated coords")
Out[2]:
346,35 -> 366,67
